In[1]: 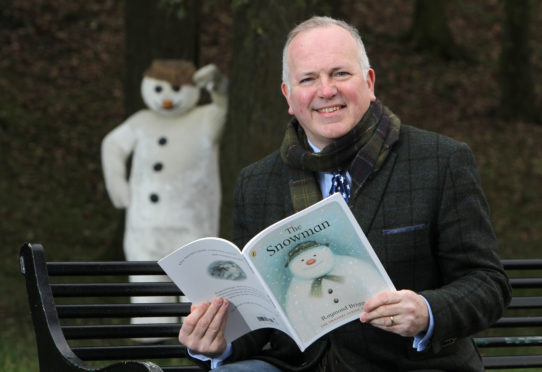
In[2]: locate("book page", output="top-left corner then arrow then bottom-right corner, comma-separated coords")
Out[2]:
242,194 -> 395,349
158,237 -> 289,343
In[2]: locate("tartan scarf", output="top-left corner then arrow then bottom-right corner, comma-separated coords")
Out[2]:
280,99 -> 401,212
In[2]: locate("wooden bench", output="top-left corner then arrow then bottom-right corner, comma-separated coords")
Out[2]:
19,242 -> 542,371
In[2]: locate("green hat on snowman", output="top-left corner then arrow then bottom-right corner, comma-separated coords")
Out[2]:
285,240 -> 329,268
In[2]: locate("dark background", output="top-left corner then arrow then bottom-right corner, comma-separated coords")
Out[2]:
1,1 -> 541,369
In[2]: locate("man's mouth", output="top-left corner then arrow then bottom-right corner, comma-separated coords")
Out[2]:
316,105 -> 344,113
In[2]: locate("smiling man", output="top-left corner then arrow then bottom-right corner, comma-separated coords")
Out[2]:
281,21 -> 375,149
178,16 -> 510,371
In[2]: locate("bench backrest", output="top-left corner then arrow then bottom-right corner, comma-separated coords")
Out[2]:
473,259 -> 542,369
20,243 -> 542,371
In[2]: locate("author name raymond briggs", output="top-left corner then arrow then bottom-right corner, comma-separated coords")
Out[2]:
321,301 -> 365,321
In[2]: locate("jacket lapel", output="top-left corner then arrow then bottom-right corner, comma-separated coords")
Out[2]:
350,151 -> 397,233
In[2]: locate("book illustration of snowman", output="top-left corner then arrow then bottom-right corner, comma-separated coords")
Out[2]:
284,240 -> 389,342
208,260 -> 247,281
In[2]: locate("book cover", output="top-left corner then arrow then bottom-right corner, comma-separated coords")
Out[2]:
158,193 -> 395,351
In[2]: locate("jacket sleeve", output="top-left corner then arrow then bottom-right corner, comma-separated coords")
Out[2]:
420,142 -> 511,353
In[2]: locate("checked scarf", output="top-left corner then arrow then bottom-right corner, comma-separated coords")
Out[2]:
280,99 -> 401,212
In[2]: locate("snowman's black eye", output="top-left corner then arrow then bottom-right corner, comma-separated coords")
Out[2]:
155,85 -> 163,93
172,85 -> 180,92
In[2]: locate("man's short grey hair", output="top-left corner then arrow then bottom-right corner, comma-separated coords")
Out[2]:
282,16 -> 371,93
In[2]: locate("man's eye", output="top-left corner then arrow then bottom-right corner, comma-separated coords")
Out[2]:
300,77 -> 313,84
336,71 -> 350,77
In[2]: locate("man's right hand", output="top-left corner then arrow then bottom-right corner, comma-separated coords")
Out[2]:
178,298 -> 229,358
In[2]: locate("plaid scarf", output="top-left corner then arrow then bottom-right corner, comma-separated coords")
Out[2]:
280,99 -> 401,212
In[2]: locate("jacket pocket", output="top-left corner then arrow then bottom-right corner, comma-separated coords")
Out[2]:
382,223 -> 426,235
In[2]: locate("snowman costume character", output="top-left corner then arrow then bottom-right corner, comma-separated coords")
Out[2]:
284,241 -> 389,343
101,60 -> 227,325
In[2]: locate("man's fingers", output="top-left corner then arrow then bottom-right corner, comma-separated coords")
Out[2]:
178,298 -> 229,356
363,291 -> 400,313
191,298 -> 225,339
360,290 -> 430,337
202,299 -> 229,338
360,291 -> 401,324
180,301 -> 210,336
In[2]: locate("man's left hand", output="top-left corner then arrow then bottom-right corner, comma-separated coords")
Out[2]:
360,290 -> 429,337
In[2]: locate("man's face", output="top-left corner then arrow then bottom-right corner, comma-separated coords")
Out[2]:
281,25 -> 376,149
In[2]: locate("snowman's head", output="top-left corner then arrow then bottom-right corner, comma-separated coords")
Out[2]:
286,241 -> 335,279
141,60 -> 200,117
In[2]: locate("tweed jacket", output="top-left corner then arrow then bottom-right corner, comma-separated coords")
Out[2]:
223,124 -> 511,371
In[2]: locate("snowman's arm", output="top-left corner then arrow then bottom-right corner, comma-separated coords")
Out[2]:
193,64 -> 228,110
101,119 -> 137,208
207,74 -> 228,110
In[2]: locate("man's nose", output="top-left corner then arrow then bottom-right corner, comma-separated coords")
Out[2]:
318,78 -> 337,99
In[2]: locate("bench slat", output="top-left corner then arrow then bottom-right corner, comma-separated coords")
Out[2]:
62,324 -> 182,339
493,316 -> 542,327
72,344 -> 188,360
57,303 -> 190,318
475,336 -> 542,347
509,278 -> 542,288
502,259 -> 542,270
482,355 -> 542,369
47,261 -> 163,276
508,296 -> 542,309
52,282 -> 183,297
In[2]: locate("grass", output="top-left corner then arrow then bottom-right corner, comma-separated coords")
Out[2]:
1,315 -> 39,371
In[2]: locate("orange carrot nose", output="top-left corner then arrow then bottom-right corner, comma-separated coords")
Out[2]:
306,259 -> 316,265
162,100 -> 173,109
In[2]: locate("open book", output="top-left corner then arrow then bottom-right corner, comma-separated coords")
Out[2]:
158,193 -> 395,351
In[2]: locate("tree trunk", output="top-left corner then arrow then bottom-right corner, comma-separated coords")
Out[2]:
123,0 -> 201,116
408,0 -> 459,59
219,1 -> 342,239
499,0 -> 539,122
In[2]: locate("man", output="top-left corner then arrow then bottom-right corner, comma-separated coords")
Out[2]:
179,16 -> 511,371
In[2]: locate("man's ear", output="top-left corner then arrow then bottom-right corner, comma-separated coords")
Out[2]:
281,82 -> 294,115
366,69 -> 376,102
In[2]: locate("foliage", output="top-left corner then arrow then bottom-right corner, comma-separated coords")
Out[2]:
158,0 -> 189,19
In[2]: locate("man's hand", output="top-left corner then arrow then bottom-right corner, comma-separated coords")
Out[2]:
360,290 -> 429,337
178,298 -> 229,358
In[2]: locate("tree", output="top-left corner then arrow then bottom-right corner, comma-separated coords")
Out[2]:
123,0 -> 201,116
407,0 -> 461,59
219,1 -> 342,238
499,0 -> 539,122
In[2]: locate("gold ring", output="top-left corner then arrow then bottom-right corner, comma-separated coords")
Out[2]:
390,316 -> 395,326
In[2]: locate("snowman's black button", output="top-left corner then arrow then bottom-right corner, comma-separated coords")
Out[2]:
150,193 -> 159,203
153,162 -> 163,171
158,137 -> 167,145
